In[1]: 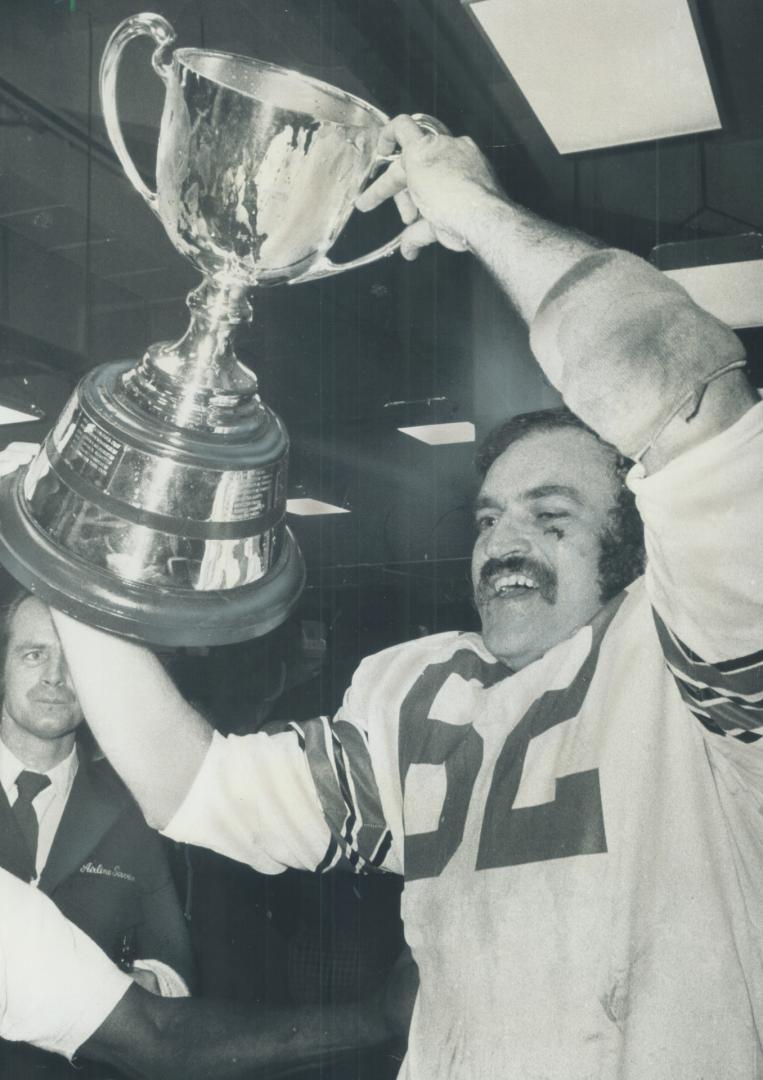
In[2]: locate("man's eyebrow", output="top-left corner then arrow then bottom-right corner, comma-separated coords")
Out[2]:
474,484 -> 585,514
521,484 -> 584,505
474,493 -> 497,513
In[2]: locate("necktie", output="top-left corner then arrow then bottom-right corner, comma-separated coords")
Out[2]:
12,770 -> 51,878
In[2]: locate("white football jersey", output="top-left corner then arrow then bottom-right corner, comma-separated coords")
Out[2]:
167,401 -> 763,1079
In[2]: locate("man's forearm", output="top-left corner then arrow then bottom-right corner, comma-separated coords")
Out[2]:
82,985 -> 390,1080
157,996 -> 389,1079
460,192 -> 601,324
50,610 -> 212,828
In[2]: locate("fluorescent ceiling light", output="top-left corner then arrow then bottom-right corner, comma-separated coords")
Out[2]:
0,403 -> 43,425
286,498 -> 350,516
466,0 -> 721,153
398,421 -> 476,445
663,261 -> 763,330
653,234 -> 763,329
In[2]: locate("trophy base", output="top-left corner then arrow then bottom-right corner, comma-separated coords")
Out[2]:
0,469 -> 305,646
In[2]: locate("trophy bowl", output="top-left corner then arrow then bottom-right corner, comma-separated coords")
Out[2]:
0,13 -> 441,646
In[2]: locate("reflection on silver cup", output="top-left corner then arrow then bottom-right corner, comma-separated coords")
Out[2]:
155,46 -> 391,284
106,13 -> 427,288
0,13 -> 439,645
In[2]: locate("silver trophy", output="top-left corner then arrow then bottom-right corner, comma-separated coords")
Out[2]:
0,13 -> 440,645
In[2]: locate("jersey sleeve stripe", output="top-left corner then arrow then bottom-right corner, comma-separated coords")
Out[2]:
654,611 -> 763,738
694,714 -> 763,744
314,833 -> 342,873
710,649 -> 763,674
682,702 -> 763,740
288,721 -> 306,750
669,667 -> 763,707
667,667 -> 763,733
368,828 -> 394,868
661,626 -> 763,673
330,731 -> 359,852
654,608 -> 763,695
292,718 -> 350,844
333,720 -> 394,871
295,716 -> 392,873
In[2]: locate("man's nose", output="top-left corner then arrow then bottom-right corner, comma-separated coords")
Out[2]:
42,654 -> 67,685
483,515 -> 533,560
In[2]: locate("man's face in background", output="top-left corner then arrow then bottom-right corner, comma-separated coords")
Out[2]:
1,596 -> 83,745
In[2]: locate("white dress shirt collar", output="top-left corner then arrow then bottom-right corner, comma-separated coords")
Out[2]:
0,740 -> 78,801
0,740 -> 79,881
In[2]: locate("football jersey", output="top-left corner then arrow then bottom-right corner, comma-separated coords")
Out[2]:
166,401 -> 763,1079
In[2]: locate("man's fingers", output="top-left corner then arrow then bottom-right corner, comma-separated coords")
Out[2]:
131,969 -> 161,995
375,113 -> 432,159
357,114 -> 440,212
394,189 -> 418,225
0,441 -> 38,476
356,160 -> 407,213
4,441 -> 39,455
400,219 -> 437,261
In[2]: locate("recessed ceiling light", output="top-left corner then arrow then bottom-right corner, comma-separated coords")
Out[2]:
286,498 -> 350,516
0,403 -> 42,425
466,0 -> 721,153
397,421 -> 476,445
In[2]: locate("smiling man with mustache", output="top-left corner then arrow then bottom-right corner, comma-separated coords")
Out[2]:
472,407 -> 644,671
14,117 -> 763,1079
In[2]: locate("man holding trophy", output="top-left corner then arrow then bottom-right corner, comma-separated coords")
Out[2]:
1,11 -> 762,1080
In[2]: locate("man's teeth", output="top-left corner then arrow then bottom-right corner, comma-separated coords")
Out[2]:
493,573 -> 538,595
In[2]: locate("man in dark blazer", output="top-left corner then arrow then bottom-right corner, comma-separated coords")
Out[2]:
0,590 -> 192,1076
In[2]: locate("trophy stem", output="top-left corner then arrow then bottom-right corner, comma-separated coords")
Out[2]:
122,277 -> 263,433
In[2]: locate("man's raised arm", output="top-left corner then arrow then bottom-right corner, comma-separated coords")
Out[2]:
50,610 -> 211,829
357,115 -> 757,471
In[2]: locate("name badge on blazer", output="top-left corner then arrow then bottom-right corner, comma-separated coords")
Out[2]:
79,861 -> 136,883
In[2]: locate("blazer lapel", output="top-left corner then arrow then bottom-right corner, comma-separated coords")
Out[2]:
38,761 -> 124,895
0,782 -> 35,881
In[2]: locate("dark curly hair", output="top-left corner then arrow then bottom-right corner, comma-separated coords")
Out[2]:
476,407 -> 645,602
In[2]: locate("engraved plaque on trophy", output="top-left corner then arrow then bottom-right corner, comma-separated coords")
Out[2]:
0,13 -> 441,645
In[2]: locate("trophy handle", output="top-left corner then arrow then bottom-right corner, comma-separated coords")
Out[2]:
289,114 -> 451,284
99,13 -> 176,217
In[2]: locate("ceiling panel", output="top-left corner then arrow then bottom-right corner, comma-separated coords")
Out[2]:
467,0 -> 721,153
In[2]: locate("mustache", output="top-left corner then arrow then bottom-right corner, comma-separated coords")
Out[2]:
477,555 -> 558,604
31,688 -> 77,705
